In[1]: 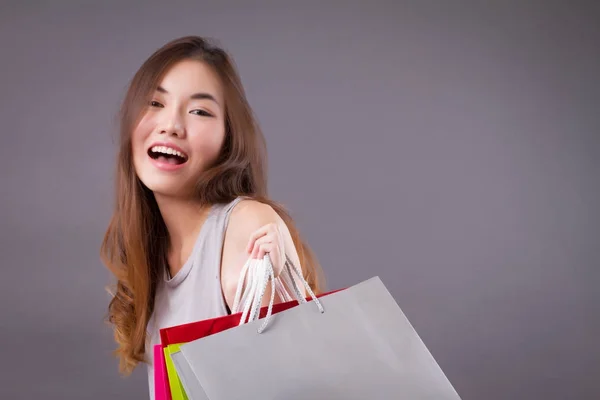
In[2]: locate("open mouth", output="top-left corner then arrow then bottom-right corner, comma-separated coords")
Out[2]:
147,145 -> 188,165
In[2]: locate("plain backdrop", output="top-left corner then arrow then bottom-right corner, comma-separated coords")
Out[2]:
1,1 -> 599,399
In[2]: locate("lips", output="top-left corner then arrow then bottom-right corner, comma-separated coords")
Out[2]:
147,142 -> 189,170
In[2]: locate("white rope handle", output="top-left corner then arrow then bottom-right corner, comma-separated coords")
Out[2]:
232,254 -> 324,333
232,255 -> 276,333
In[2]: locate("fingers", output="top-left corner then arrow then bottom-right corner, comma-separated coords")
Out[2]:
256,242 -> 277,261
251,235 -> 276,259
245,223 -> 275,253
246,223 -> 278,254
245,223 -> 286,277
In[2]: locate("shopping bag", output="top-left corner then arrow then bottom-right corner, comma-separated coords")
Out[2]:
174,258 -> 462,399
159,255 -> 339,399
160,289 -> 342,347
170,350 -> 209,400
159,300 -> 308,400
164,344 -> 188,400
153,344 -> 171,400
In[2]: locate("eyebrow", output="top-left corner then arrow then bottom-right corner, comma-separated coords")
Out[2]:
156,85 -> 220,105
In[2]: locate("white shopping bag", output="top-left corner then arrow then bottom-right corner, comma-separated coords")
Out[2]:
172,255 -> 462,399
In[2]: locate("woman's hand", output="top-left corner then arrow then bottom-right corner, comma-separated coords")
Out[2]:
221,200 -> 305,311
246,222 -> 286,277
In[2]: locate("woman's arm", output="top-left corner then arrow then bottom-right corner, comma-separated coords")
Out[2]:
220,199 -> 306,311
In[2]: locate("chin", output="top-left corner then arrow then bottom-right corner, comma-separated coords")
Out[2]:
137,174 -> 192,198
133,154 -> 206,199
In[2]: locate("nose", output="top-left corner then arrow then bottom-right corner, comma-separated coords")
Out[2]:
158,111 -> 185,138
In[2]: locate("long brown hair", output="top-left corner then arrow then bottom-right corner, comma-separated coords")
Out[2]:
101,36 -> 324,375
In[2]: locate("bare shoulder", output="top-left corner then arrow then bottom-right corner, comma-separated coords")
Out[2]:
229,199 -> 283,230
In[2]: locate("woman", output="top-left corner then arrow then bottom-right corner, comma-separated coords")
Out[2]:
100,35 -> 324,397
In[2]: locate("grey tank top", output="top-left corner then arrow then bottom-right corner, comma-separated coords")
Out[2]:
145,196 -> 244,399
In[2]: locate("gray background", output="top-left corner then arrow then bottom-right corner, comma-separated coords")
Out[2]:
1,1 -> 598,399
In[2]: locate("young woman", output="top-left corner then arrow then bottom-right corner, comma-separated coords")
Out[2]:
100,36 -> 324,397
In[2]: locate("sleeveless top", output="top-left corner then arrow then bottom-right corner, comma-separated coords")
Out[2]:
145,196 -> 244,399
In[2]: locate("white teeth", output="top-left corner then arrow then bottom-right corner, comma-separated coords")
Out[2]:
150,145 -> 186,159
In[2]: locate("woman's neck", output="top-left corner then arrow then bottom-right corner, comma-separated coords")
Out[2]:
154,194 -> 212,276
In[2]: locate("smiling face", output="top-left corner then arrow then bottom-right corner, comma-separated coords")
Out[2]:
132,59 -> 226,198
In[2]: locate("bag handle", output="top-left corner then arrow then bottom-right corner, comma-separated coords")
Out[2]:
231,254 -> 324,333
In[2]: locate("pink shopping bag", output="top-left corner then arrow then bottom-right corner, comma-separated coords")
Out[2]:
153,344 -> 172,400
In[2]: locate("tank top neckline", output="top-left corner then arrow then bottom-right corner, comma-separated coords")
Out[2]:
163,203 -> 218,287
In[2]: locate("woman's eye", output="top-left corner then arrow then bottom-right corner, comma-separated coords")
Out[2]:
150,100 -> 163,107
190,109 -> 212,117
